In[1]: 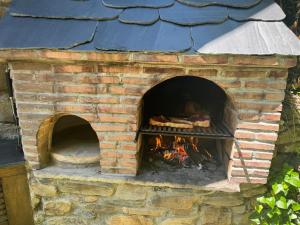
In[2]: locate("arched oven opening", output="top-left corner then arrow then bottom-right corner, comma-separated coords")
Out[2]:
136,76 -> 237,184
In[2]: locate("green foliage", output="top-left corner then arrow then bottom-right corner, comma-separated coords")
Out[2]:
250,165 -> 300,225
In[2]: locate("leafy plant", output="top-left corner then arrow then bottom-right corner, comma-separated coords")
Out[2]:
250,165 -> 300,225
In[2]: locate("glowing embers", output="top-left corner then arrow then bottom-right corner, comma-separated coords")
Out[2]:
144,135 -> 218,171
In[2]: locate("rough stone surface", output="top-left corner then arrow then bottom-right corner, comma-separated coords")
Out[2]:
114,184 -> 148,200
203,194 -> 244,207
151,196 -> 198,210
58,182 -> 115,196
107,215 -> 153,225
0,93 -> 13,122
160,217 -> 197,225
31,183 -> 57,197
28,174 -> 257,225
44,200 -> 72,216
122,207 -> 164,217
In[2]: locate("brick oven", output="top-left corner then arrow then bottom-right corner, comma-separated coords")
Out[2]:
0,0 -> 300,224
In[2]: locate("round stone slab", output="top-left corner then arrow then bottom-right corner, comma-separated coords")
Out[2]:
51,138 -> 100,164
119,8 -> 159,25
228,0 -> 285,21
102,0 -> 175,8
160,2 -> 228,26
177,0 -> 262,8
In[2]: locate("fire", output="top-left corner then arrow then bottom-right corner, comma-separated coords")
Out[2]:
148,134 -> 213,168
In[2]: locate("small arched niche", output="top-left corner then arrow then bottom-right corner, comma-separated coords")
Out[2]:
50,115 -> 100,167
137,76 -> 238,183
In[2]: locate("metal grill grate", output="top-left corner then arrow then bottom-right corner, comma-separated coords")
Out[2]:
137,121 -> 233,140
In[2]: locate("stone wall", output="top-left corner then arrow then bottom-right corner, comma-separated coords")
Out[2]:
0,0 -> 14,127
0,0 -> 10,18
4,50 -> 295,184
0,180 -> 8,225
29,171 -> 267,225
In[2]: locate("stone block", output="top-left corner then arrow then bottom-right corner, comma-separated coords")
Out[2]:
114,184 -> 148,201
84,196 -> 98,203
198,206 -> 221,224
0,93 -> 13,122
122,207 -> 164,217
151,196 -> 197,210
203,194 -> 244,207
44,200 -> 72,216
107,215 -> 153,225
58,182 -> 115,196
31,183 -> 57,197
160,217 -> 197,225
46,217 -> 89,225
241,185 -> 267,198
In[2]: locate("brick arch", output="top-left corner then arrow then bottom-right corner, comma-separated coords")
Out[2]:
36,113 -> 100,168
137,75 -> 238,131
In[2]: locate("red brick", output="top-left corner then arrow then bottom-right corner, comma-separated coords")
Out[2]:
269,70 -> 288,78
238,122 -> 279,132
118,153 -> 136,159
119,144 -> 137,151
224,70 -> 267,78
238,141 -> 275,151
235,130 -> 255,139
14,82 -> 53,93
100,142 -> 116,149
120,97 -> 140,105
78,96 -> 119,104
97,105 -> 136,114
101,151 -> 117,158
105,134 -> 135,142
232,92 -> 264,100
56,85 -> 96,94
230,56 -> 279,66
256,133 -> 278,142
98,65 -> 142,74
98,114 -> 135,123
11,62 -> 52,71
41,51 -> 85,61
260,113 -> 281,121
230,177 -> 268,184
87,52 -> 130,62
37,95 -> 78,103
100,160 -> 117,167
183,55 -> 228,65
264,92 -> 285,101
132,53 -> 178,63
108,86 -> 146,96
281,57 -> 297,68
143,66 -> 185,74
215,80 -> 241,89
55,104 -> 95,113
233,151 -> 253,159
12,73 -> 35,81
118,160 -> 138,168
98,76 -> 121,84
237,101 -> 282,112
35,74 -> 74,83
93,124 -> 128,132
54,64 -> 95,73
17,103 -> 54,113
188,69 -> 218,76
238,111 -> 260,121
244,81 -> 286,90
122,77 -> 154,85
233,159 -> 271,168
254,152 -> 274,160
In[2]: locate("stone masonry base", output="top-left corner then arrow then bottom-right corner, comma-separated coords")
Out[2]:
30,167 -> 267,225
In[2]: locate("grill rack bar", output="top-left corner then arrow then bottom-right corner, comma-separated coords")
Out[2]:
136,121 -> 234,141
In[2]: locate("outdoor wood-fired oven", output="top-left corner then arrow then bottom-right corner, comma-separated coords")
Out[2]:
0,0 -> 300,224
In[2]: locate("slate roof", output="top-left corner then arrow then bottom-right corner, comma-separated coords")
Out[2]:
0,0 -> 300,55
